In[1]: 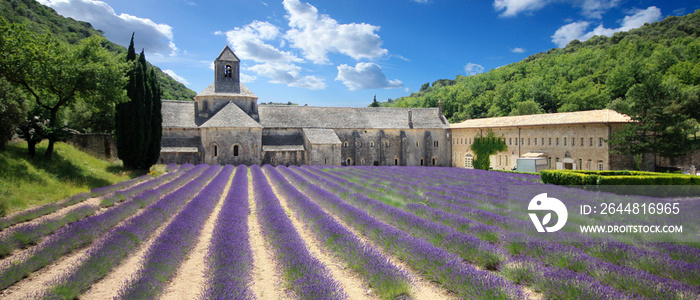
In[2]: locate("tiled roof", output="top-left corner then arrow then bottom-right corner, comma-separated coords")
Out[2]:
200,102 -> 262,128
450,109 -> 632,129
162,100 -> 197,128
196,82 -> 257,98
161,147 -> 199,153
262,145 -> 305,151
258,106 -> 448,129
303,128 -> 341,145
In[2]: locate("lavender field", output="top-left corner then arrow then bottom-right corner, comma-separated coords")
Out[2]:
0,164 -> 698,299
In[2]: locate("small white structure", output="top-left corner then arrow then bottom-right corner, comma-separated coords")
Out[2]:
516,157 -> 548,173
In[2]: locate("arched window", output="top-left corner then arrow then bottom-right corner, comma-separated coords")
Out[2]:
213,144 -> 218,157
324,158 -> 328,164
370,141 -> 375,147
224,65 -> 232,78
346,158 -> 353,166
416,140 -> 420,147
361,158 -> 366,165
394,158 -> 399,166
432,157 -> 436,166
233,145 -> 239,157
598,160 -> 604,170
433,141 -> 439,148
420,158 -> 424,166
343,141 -> 349,148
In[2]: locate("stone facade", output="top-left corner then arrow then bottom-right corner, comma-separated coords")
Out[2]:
159,46 -> 451,167
450,110 -> 635,171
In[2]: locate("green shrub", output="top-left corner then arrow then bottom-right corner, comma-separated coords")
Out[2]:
541,170 -> 698,186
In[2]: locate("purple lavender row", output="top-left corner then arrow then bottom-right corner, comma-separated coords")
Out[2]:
269,165 -> 412,300
0,203 -> 98,258
250,165 -> 345,300
39,164 -> 218,299
117,165 -> 232,299
165,163 -> 179,172
200,165 -> 254,300
0,192 -> 91,230
90,174 -> 153,198
382,167 -> 700,289
301,167 -> 506,270
288,166 -> 524,300
99,164 -> 195,207
331,167 -> 700,298
0,164 -> 207,292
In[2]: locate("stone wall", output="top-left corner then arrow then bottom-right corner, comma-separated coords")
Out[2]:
334,128 -> 450,167
201,127 -> 261,165
262,150 -> 305,166
68,133 -> 117,160
658,149 -> 700,174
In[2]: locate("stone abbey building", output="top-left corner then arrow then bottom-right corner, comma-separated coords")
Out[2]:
159,46 -> 638,170
159,46 -> 451,166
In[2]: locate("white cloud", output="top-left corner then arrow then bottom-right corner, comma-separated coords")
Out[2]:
249,63 -> 325,90
511,47 -> 526,53
240,73 -> 257,83
464,63 -> 485,76
163,69 -> 190,85
551,6 -> 662,47
493,0 -> 621,18
283,0 -> 387,64
494,0 -> 550,17
335,63 -> 403,90
38,0 -> 177,56
224,21 -> 302,64
579,0 -> 621,19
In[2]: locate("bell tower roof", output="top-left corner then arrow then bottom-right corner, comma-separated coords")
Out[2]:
216,46 -> 239,62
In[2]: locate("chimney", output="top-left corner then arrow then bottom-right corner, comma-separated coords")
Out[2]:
438,99 -> 443,115
408,108 -> 413,129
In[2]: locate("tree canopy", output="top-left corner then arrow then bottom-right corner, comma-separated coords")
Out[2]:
0,18 -> 128,158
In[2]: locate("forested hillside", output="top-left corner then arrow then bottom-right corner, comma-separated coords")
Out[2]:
0,0 -> 196,101
386,10 -> 700,123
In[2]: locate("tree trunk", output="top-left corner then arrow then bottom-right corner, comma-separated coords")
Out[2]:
28,141 -> 36,157
44,107 -> 60,159
44,138 -> 55,159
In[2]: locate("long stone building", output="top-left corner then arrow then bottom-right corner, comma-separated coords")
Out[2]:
159,46 -> 451,166
449,109 -> 634,170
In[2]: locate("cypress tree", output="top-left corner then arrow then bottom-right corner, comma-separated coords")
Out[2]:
116,34 -> 147,169
145,67 -> 162,167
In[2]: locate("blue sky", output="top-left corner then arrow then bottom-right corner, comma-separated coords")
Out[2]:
38,0 -> 697,107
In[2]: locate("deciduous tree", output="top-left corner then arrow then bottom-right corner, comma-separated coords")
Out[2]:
0,18 -> 128,158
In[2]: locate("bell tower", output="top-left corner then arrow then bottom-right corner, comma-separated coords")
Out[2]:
214,45 -> 240,93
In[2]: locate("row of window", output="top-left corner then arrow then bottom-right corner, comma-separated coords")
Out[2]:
342,140 -> 440,148
345,157 -> 438,166
452,136 -> 606,148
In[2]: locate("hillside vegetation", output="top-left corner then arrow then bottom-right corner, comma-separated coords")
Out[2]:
0,0 -> 196,101
0,141 -> 139,214
387,10 -> 700,123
